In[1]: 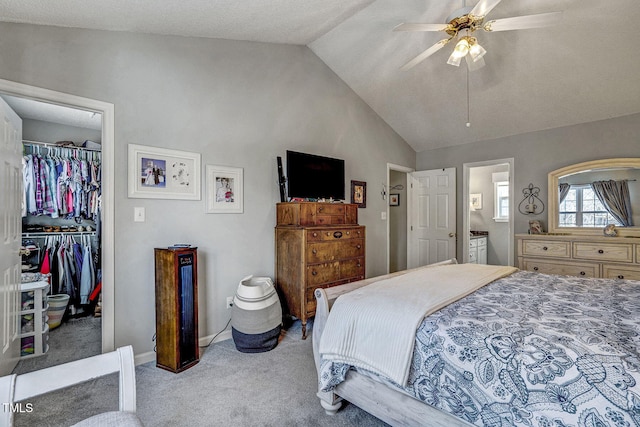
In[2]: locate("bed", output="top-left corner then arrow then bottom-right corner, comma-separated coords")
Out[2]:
312,260 -> 640,426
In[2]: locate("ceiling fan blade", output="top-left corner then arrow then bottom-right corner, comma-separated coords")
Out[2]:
484,11 -> 562,32
401,39 -> 450,71
470,0 -> 503,18
393,23 -> 449,32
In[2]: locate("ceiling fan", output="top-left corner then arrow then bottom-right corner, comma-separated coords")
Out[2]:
394,0 -> 562,71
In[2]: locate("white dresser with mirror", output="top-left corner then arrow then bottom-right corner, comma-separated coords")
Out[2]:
518,157 -> 640,279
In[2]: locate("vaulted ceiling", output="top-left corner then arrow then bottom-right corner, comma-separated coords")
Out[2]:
1,0 -> 638,152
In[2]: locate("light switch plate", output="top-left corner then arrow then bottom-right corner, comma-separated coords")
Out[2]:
134,207 -> 145,222
381,211 -> 387,220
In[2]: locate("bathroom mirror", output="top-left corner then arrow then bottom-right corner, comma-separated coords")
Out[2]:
548,158 -> 640,237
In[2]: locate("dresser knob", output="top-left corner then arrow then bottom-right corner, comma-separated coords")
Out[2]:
618,275 -> 625,279
357,263 -> 361,268
356,245 -> 361,249
311,270 -> 317,276
533,267 -> 539,271
326,232 -> 331,236
542,246 -> 548,251
312,249 -> 317,255
313,232 -> 317,237
598,249 -> 604,254
580,271 -> 586,276
346,231 -> 350,235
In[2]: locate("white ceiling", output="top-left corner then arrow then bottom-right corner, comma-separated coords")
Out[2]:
1,0 -> 639,152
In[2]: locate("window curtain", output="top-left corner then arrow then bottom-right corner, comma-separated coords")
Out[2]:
558,183 -> 571,203
590,180 -> 634,226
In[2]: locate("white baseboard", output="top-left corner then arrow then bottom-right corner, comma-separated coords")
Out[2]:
133,330 -> 232,366
134,351 -> 156,366
199,329 -> 233,348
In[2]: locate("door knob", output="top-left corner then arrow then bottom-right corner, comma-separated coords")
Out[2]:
449,232 -> 456,238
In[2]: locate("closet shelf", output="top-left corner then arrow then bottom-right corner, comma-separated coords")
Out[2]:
22,139 -> 101,153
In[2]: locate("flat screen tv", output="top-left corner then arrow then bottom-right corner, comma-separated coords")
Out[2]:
286,150 -> 345,200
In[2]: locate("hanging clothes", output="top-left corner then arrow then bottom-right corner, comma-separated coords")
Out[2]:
22,144 -> 101,221
80,244 -> 95,305
39,234 -> 97,308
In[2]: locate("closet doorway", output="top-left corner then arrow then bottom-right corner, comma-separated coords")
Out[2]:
0,78 -> 114,374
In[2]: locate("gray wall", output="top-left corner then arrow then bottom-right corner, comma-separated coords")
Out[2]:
417,113 -> 640,263
0,22 -> 415,354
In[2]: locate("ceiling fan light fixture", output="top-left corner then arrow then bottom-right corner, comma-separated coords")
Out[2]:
447,50 -> 463,66
451,38 -> 470,59
468,39 -> 487,62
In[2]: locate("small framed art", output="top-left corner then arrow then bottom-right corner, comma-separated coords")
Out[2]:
389,193 -> 400,206
206,165 -> 244,213
128,144 -> 201,200
529,220 -> 544,234
351,180 -> 366,208
470,193 -> 483,210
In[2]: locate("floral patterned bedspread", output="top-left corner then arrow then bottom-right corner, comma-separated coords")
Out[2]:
319,270 -> 640,426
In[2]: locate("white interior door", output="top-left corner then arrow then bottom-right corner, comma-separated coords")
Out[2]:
408,168 -> 456,268
0,96 -> 23,375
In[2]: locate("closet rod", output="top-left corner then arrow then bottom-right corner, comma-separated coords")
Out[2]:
22,231 -> 97,238
22,139 -> 102,153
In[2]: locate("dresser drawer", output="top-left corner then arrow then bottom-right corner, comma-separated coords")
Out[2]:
306,262 -> 340,286
602,264 -> 640,281
339,257 -> 365,280
315,215 -> 345,225
573,242 -> 634,263
521,258 -> 599,277
307,227 -> 364,241
315,204 -> 348,225
521,240 -> 571,258
306,239 -> 365,263
305,280 -> 350,316
316,204 -> 347,215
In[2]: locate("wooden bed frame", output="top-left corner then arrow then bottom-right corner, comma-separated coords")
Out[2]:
312,260 -> 473,427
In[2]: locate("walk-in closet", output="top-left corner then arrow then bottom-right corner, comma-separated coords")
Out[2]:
2,94 -> 104,374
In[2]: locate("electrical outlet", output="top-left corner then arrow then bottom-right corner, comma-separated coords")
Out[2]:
226,296 -> 234,309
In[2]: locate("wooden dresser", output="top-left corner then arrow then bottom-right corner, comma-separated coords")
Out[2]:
516,233 -> 640,280
275,202 -> 365,338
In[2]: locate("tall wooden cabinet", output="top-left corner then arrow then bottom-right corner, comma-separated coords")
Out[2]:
154,247 -> 199,373
275,202 -> 365,338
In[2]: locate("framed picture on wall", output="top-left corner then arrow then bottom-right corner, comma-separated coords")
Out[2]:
389,193 -> 400,206
470,193 -> 483,210
206,165 -> 244,213
127,144 -> 201,200
351,180 -> 367,208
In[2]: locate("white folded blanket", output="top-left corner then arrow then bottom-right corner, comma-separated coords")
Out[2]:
318,263 -> 518,386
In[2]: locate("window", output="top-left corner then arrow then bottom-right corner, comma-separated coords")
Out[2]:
494,181 -> 509,222
559,185 -> 621,227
